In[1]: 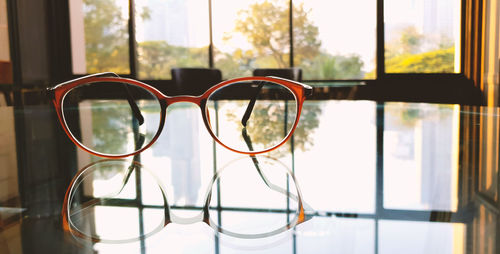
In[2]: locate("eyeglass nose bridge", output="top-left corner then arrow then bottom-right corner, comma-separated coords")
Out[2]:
168,211 -> 206,225
161,94 -> 211,134
164,95 -> 205,107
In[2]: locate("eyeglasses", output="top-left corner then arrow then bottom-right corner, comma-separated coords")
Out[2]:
47,73 -> 313,157
62,157 -> 314,242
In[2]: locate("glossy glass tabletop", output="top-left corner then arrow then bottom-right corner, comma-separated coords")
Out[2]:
0,100 -> 497,253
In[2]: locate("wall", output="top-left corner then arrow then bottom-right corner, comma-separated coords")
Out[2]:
482,0 -> 499,107
0,0 -> 9,62
0,107 -> 18,205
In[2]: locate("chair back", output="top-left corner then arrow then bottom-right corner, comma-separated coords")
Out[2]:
171,68 -> 222,96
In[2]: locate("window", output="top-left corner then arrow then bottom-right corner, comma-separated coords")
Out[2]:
212,0 -> 290,79
70,0 -> 130,74
294,0 -> 376,80
295,100 -> 376,213
384,103 -> 460,211
69,0 -> 462,82
384,0 -> 461,73
136,0 -> 210,79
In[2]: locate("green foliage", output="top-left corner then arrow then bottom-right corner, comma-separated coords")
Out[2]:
83,0 -> 363,81
233,1 -> 292,68
290,2 -> 322,65
381,25 -> 456,74
226,0 -> 363,80
385,25 -> 424,59
225,100 -> 322,156
301,52 -> 364,79
83,0 -> 129,74
221,0 -> 321,76
213,49 -> 254,79
285,103 -> 322,152
247,102 -> 322,155
385,47 -> 455,73
137,41 -> 208,79
365,46 -> 455,77
90,101 -> 133,154
80,0 -> 331,155
399,26 -> 423,55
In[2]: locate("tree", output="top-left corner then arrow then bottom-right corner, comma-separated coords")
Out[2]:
248,102 -> 322,155
212,48 -> 254,78
229,0 -> 321,69
84,0 -> 150,74
90,101 -> 135,154
370,25 -> 455,75
301,52 -> 364,79
223,1 -> 363,80
385,47 -> 455,73
137,41 -> 208,79
224,98 -> 322,157
399,26 -> 423,55
385,26 -> 424,60
83,0 -> 130,73
217,1 -> 328,154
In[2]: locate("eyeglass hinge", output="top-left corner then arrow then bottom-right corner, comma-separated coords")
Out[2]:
305,86 -> 313,97
46,87 -> 55,100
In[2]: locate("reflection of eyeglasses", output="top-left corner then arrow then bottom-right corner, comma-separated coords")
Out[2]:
47,73 -> 313,157
62,157 -> 314,242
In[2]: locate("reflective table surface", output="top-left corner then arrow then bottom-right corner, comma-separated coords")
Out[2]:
0,99 -> 498,253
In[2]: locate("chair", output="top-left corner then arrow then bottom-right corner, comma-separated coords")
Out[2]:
253,68 -> 303,82
171,68 -> 222,96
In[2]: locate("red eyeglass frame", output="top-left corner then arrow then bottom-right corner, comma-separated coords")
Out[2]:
47,74 -> 313,158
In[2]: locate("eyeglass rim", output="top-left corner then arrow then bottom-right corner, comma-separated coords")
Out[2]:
48,74 -> 312,158
62,157 -> 313,243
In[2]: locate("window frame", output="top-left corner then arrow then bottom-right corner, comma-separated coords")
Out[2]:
69,0 -> 465,85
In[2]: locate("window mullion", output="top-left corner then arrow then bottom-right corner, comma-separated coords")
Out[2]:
289,0 -> 294,68
376,0 -> 385,78
128,0 -> 138,78
208,0 -> 214,68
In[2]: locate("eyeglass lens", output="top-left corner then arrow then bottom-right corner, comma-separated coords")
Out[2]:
62,81 -> 162,156
206,80 -> 298,153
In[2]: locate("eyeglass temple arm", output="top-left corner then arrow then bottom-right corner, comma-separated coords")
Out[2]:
242,132 -> 315,217
116,110 -> 146,195
97,133 -> 146,200
103,72 -> 144,125
122,84 -> 145,125
241,81 -> 264,127
70,133 -> 145,218
95,73 -> 145,125
241,79 -> 313,127
241,128 -> 302,203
